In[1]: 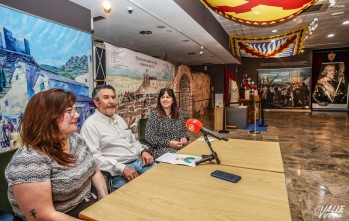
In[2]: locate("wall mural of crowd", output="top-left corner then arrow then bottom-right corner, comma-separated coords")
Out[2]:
257,67 -> 311,109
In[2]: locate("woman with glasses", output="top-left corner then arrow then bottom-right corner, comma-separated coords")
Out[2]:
5,88 -> 108,220
145,88 -> 188,159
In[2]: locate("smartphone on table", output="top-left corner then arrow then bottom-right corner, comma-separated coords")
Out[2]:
211,170 -> 241,183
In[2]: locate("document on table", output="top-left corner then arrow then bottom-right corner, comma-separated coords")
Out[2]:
156,153 -> 201,167
197,137 -> 216,142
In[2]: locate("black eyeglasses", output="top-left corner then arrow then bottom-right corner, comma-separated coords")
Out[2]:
65,107 -> 81,117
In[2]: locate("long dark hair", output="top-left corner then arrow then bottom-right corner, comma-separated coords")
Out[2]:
20,88 -> 77,166
156,88 -> 179,119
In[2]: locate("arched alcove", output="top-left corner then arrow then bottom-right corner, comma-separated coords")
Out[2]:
173,65 -> 194,118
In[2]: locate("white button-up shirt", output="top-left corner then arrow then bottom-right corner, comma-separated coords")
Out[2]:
81,110 -> 144,176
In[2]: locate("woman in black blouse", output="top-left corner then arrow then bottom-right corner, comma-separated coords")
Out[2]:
145,88 -> 188,158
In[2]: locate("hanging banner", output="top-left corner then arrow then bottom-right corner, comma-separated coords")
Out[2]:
104,43 -> 175,95
230,26 -> 306,59
200,0 -> 316,25
104,43 -> 175,132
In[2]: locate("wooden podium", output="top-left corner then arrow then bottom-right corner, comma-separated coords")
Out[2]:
214,107 -> 223,130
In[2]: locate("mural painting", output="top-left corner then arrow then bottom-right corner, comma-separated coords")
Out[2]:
104,43 -> 175,132
0,5 -> 93,150
257,67 -> 311,109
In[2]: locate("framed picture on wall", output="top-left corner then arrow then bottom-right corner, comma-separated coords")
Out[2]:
257,67 -> 311,110
312,62 -> 348,110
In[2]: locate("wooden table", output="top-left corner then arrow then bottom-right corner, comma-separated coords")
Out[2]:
80,163 -> 291,221
178,138 -> 285,173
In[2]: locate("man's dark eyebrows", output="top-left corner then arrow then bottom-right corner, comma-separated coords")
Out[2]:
102,95 -> 116,98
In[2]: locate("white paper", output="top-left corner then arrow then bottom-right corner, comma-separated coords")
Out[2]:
156,153 -> 201,167
197,138 -> 216,142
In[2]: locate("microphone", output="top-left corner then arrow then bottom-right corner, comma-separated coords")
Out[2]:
186,118 -> 229,141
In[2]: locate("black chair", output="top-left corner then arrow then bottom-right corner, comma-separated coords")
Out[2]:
101,171 -> 113,194
137,118 -> 151,146
0,148 -> 24,221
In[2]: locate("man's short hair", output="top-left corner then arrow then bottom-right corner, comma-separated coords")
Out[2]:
92,84 -> 116,101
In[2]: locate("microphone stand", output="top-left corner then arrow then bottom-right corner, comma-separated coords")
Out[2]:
195,134 -> 221,165
258,99 -> 267,127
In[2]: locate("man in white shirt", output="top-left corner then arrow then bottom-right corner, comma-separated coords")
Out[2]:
81,84 -> 155,190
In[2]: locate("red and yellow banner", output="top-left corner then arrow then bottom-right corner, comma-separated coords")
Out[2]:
230,26 -> 307,58
200,0 -> 317,25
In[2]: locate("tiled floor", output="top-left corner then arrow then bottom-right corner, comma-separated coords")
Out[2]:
187,110 -> 349,221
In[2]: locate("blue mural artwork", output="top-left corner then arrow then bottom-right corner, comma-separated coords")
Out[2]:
0,5 -> 93,150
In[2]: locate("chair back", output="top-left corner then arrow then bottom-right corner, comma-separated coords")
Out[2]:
101,171 -> 113,193
137,118 -> 149,145
0,148 -> 17,214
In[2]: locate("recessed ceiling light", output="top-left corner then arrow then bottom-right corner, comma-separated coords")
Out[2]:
157,26 -> 166,29
328,34 -> 335,37
331,12 -> 344,16
272,30 -> 277,33
182,40 -> 190,42
343,21 -> 349,25
165,30 -> 173,32
103,0 -> 112,13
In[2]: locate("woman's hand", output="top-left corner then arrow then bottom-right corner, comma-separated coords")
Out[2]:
180,138 -> 188,146
169,140 -> 183,149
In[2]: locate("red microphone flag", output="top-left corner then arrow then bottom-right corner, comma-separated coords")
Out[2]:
186,118 -> 203,133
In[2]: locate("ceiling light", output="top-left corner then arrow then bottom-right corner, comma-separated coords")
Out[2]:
272,30 -> 277,33
328,34 -> 335,37
199,46 -> 204,55
103,0 -> 112,13
331,12 -> 344,16
343,21 -> 349,25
